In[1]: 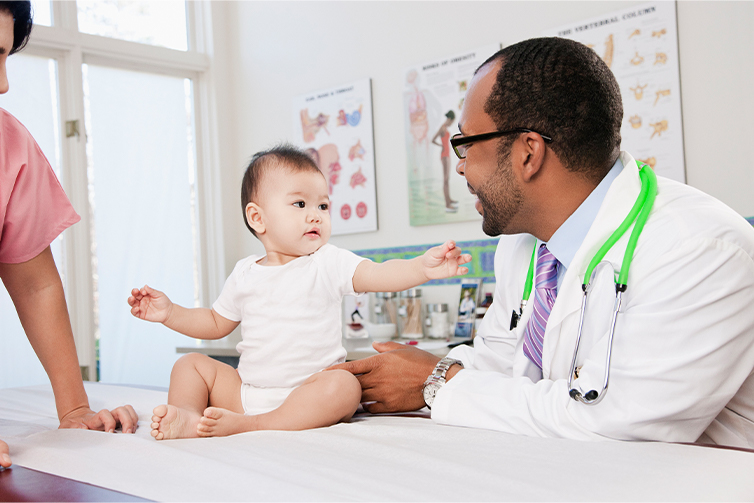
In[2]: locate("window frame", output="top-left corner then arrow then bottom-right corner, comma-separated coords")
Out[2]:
19,1 -> 224,378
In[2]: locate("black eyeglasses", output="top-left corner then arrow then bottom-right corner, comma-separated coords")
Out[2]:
450,128 -> 553,159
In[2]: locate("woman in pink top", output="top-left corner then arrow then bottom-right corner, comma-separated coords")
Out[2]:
0,1 -> 137,468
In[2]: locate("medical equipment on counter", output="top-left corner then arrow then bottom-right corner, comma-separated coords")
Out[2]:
399,289 -> 424,339
373,292 -> 398,324
425,303 -> 450,339
512,162 -> 657,406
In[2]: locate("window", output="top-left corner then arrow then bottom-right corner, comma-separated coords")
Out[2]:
77,1 -> 188,51
0,1 -> 222,387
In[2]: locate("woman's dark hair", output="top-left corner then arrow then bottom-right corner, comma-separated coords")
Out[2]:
0,1 -> 33,55
478,37 -> 622,182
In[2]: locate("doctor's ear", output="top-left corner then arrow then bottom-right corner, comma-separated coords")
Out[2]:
519,132 -> 548,183
245,203 -> 266,235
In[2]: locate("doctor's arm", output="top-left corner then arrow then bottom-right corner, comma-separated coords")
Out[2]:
432,238 -> 754,442
0,247 -> 138,438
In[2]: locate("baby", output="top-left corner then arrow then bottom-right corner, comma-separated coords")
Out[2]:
128,144 -> 471,439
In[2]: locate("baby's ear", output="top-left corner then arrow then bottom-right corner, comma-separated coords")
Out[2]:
245,203 -> 265,235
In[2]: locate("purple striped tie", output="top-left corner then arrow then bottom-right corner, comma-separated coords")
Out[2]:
523,244 -> 560,369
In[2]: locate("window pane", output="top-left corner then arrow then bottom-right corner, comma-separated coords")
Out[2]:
0,55 -> 63,388
84,64 -> 198,387
31,0 -> 52,26
77,0 -> 188,51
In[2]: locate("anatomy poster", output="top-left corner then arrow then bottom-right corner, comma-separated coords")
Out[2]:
403,44 -> 500,226
292,79 -> 377,235
543,2 -> 685,182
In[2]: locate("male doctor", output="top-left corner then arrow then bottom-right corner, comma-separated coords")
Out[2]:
334,37 -> 754,447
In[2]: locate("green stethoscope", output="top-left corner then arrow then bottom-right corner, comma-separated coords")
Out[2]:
510,162 -> 658,405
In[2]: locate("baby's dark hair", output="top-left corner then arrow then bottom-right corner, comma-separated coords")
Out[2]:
240,143 -> 323,236
0,1 -> 33,55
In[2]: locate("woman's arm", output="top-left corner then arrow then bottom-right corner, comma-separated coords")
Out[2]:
0,247 -> 138,433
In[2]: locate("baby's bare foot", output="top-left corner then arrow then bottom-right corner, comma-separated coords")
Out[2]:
151,404 -> 201,440
197,407 -> 258,437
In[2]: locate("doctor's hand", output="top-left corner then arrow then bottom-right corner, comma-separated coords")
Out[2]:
59,404 -> 139,434
329,342 -> 441,413
421,240 -> 472,281
0,438 -> 10,468
128,285 -> 173,323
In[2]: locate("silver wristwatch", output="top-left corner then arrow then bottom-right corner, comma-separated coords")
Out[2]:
423,357 -> 463,409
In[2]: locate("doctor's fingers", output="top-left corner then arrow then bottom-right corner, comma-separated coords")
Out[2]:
360,388 -> 425,413
327,355 -> 380,376
357,374 -> 426,412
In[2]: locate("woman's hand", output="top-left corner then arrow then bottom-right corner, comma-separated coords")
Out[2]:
59,404 -> 139,434
128,285 -> 173,323
1,438 -> 10,468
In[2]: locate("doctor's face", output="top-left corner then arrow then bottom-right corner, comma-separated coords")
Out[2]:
456,60 -> 523,237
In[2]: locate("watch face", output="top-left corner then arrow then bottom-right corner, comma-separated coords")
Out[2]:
423,381 -> 441,408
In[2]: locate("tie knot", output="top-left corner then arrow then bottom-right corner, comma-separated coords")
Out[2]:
535,244 -> 559,289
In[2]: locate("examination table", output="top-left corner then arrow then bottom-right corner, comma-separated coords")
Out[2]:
1,382 -> 753,501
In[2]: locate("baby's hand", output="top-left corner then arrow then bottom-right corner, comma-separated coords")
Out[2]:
422,240 -> 472,280
127,285 -> 173,323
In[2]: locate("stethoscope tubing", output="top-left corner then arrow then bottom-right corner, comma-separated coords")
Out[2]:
519,162 -> 658,405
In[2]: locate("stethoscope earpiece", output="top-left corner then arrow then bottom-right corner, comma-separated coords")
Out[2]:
569,387 -> 600,403
584,390 -> 599,401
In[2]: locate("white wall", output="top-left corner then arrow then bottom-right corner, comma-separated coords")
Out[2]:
210,0 -> 754,270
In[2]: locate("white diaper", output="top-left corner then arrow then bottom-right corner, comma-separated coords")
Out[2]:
240,382 -> 296,415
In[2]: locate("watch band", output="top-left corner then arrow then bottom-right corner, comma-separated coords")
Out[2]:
423,357 -> 463,409
427,357 -> 463,382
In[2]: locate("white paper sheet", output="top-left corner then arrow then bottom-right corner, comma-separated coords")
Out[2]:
2,383 -> 754,501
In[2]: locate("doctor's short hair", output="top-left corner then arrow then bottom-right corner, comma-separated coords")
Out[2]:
240,143 -> 323,236
0,1 -> 33,55
478,37 -> 622,182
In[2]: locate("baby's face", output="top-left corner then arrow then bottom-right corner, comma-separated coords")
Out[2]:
256,168 -> 331,259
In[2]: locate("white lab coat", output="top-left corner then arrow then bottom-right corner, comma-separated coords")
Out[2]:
434,152 -> 754,447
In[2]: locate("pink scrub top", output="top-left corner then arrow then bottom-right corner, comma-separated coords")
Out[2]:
0,107 -> 80,264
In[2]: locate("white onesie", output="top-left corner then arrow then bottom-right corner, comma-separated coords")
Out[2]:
212,243 -> 366,414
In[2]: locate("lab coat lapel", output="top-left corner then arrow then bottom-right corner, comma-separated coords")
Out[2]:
542,152 -> 644,379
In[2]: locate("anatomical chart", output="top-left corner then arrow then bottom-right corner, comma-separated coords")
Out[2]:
292,79 -> 377,235
543,2 -> 685,182
403,44 -> 500,226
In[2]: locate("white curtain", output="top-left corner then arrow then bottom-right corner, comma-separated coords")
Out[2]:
85,65 -> 197,387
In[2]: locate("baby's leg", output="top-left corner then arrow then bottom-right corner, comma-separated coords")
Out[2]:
198,369 -> 361,436
152,353 -> 243,440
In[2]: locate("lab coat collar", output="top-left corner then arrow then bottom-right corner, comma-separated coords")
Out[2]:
541,151 -> 644,378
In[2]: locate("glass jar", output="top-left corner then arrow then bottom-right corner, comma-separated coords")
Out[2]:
425,303 -> 449,339
398,288 -> 423,339
373,292 -> 398,325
